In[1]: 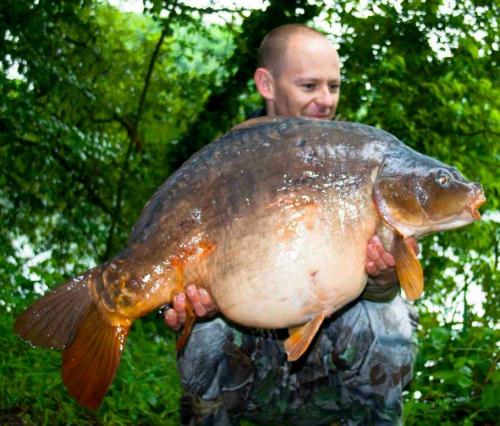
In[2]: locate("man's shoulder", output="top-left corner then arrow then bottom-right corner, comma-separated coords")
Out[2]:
246,107 -> 266,119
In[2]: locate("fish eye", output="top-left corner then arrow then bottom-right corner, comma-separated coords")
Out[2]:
435,170 -> 451,188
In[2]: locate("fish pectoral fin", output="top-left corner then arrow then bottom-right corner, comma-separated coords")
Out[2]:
284,311 -> 325,362
62,304 -> 130,410
394,235 -> 424,301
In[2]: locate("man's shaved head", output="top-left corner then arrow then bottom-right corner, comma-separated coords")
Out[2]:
254,23 -> 340,119
257,24 -> 330,77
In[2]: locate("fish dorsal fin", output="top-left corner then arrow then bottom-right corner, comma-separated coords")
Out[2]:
231,116 -> 285,131
284,311 -> 325,361
394,234 -> 424,300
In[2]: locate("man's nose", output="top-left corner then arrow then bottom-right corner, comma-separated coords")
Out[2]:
315,86 -> 334,107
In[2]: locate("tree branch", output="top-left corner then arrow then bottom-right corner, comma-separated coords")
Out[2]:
103,5 -> 174,259
103,136 -> 134,260
134,25 -> 170,129
458,127 -> 500,137
177,4 -> 252,15
11,135 -> 114,217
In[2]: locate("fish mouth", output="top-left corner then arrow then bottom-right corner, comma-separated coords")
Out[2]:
469,192 -> 486,219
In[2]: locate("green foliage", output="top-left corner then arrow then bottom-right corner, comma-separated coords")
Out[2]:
406,315 -> 499,424
1,312 -> 180,425
1,0 -> 498,424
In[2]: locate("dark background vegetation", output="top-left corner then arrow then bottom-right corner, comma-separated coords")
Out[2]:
0,0 -> 498,424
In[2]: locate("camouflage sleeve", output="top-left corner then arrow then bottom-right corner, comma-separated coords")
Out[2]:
178,318 -> 256,426
359,278 -> 400,302
177,294 -> 418,426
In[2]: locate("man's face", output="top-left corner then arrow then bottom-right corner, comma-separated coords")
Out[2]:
271,34 -> 341,119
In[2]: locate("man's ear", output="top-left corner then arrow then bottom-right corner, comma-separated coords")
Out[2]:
254,67 -> 275,100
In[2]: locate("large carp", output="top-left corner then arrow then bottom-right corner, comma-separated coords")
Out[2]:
15,117 -> 485,409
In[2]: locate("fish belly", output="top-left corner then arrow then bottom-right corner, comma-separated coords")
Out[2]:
209,223 -> 372,329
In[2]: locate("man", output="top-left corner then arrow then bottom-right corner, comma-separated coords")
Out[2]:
165,24 -> 418,426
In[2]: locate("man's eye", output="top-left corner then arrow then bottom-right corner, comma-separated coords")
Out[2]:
329,84 -> 340,92
302,84 -> 316,90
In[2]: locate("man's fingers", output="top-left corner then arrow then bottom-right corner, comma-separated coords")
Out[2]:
366,261 -> 380,276
372,237 -> 395,267
173,293 -> 187,324
186,285 -> 207,317
366,240 -> 379,261
164,285 -> 216,331
378,248 -> 396,268
199,288 -> 216,313
164,308 -> 181,331
367,242 -> 387,271
366,235 -> 397,276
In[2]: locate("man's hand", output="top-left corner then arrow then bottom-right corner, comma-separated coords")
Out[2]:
366,235 -> 419,285
163,285 -> 217,331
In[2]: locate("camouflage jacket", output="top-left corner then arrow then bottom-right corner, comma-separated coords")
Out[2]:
178,293 -> 418,426
178,110 -> 418,425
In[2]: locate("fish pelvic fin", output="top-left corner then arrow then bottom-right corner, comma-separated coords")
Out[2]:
394,235 -> 424,300
14,269 -> 98,350
284,311 -> 325,362
176,303 -> 196,351
62,303 -> 130,410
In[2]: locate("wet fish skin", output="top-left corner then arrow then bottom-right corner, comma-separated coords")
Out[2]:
14,117 -> 485,409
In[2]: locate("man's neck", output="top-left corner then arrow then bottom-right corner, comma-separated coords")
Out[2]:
265,100 -> 276,117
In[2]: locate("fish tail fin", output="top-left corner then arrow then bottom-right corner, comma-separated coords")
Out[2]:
14,268 -> 98,350
62,304 -> 130,410
14,266 -> 131,409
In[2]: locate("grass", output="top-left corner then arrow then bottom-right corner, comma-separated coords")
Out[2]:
1,313 -> 181,425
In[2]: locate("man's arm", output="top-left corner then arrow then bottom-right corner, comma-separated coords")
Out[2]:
164,236 -> 419,329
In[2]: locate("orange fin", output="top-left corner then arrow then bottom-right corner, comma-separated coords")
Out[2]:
176,303 -> 195,351
284,311 -> 325,361
62,304 -> 130,410
14,269 -> 96,349
394,235 -> 424,300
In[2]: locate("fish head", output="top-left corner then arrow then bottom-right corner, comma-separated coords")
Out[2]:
373,150 -> 486,238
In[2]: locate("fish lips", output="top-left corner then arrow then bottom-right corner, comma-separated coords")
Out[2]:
468,188 -> 486,219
